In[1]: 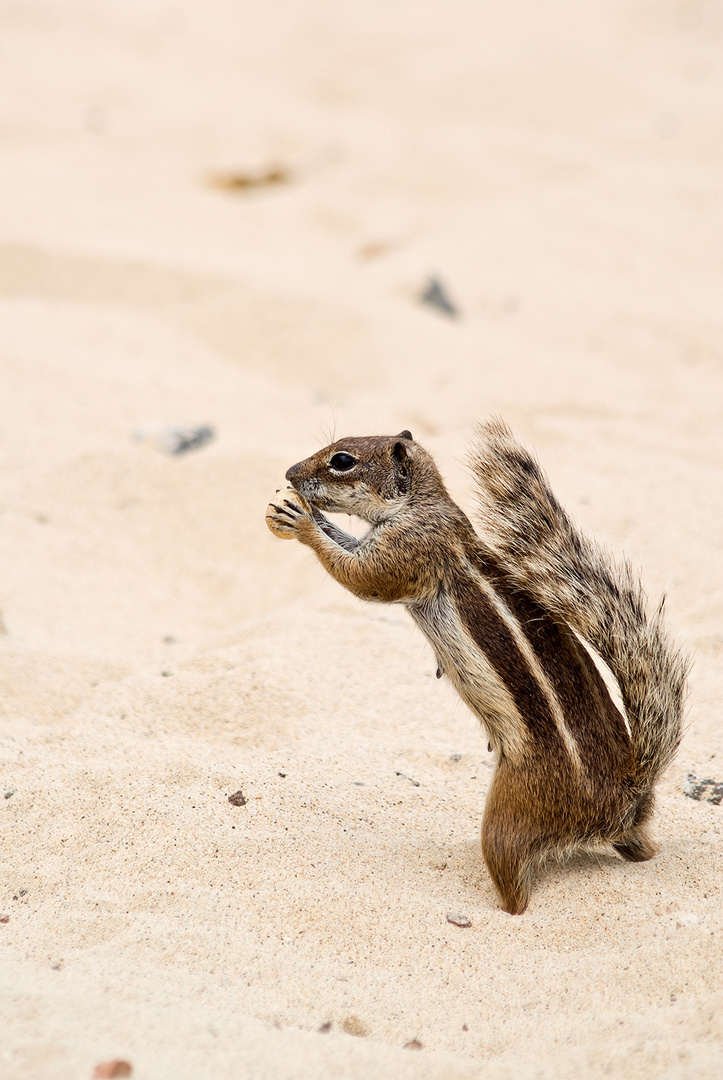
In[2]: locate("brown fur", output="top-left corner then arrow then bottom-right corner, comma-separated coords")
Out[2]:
265,424 -> 688,914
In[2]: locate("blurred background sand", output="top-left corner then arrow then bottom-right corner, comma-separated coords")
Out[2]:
0,2 -> 721,1077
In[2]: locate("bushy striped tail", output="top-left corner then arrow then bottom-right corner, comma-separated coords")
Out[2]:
471,419 -> 689,793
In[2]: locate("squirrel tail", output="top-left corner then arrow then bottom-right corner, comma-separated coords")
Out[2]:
470,419 -> 689,794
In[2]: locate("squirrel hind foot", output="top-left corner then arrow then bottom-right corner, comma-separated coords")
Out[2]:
499,880 -> 532,916
612,828 -> 657,863
483,846 -> 534,916
613,789 -> 657,861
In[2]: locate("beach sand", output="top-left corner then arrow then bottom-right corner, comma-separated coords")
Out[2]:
1,2 -> 722,1077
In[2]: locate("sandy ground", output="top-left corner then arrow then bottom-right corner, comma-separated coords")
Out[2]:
1,2 -> 722,1077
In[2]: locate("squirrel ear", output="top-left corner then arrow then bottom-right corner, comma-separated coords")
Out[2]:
391,441 -> 412,496
396,430 -> 413,441
392,440 -> 410,466
391,439 -> 411,495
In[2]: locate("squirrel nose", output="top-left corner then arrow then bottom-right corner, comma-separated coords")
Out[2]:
285,462 -> 302,483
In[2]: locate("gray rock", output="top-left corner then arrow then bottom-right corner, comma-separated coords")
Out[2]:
683,773 -> 723,805
420,276 -> 459,317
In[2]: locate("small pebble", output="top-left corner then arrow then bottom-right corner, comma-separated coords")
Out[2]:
446,912 -> 472,928
655,903 -> 679,916
164,425 -> 214,455
133,424 -> 214,456
208,166 -> 291,192
683,773 -> 723,805
318,1022 -> 332,1034
4,789 -> 15,799
357,239 -> 395,261
92,1062 -> 133,1079
342,1015 -> 368,1037
420,276 -> 459,317
228,790 -> 247,807
395,771 -> 420,787
404,1039 -> 423,1050
0,915 -> 9,924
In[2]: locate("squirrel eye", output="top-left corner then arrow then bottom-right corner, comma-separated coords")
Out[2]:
329,452 -> 356,472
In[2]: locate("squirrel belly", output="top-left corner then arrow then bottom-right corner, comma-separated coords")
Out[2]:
265,423 -> 689,914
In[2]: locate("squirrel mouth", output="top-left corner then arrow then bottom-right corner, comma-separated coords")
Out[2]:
288,477 -> 322,507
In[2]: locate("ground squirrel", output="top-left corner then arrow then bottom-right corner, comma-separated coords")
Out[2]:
265,421 -> 689,914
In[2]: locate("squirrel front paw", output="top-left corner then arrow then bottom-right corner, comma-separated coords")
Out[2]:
265,487 -> 313,540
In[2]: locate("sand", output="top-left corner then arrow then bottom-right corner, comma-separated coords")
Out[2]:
1,2 -> 722,1077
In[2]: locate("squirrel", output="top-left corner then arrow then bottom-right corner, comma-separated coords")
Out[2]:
265,421 -> 689,914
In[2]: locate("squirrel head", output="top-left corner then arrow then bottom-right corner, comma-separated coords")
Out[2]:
285,431 -> 442,523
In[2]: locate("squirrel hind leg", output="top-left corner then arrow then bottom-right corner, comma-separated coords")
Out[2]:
481,783 -> 540,915
481,820 -> 536,915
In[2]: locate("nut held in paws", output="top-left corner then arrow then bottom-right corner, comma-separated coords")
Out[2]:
265,487 -> 311,539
